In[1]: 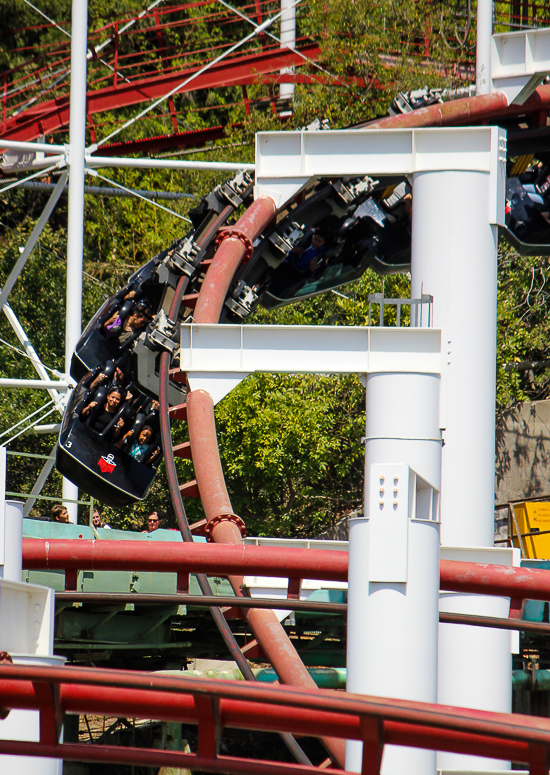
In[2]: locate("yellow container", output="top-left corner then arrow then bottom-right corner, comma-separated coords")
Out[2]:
512,501 -> 550,558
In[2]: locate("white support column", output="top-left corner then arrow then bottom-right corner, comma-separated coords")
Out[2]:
476,0 -> 493,94
1,501 -> 23,582
410,166 -> 509,769
346,372 -> 441,775
279,0 -> 296,104
0,458 -> 62,774
411,169 -> 498,549
64,0 -> 89,525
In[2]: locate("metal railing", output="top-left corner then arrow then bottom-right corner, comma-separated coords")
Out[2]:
5,449 -> 94,520
368,293 -> 433,327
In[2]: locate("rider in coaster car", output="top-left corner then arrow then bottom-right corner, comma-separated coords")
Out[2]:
269,228 -> 330,297
289,228 -> 329,275
80,385 -> 126,439
102,301 -> 152,346
118,424 -> 154,460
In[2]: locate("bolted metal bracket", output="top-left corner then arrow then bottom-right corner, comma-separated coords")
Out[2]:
215,226 -> 254,263
167,237 -> 201,277
219,170 -> 254,207
225,281 -> 259,318
268,221 -> 305,256
146,309 -> 179,354
333,176 -> 378,205
205,513 -> 247,541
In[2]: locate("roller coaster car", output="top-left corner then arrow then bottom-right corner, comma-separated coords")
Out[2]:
233,178 -> 412,313
56,376 -> 162,507
503,166 -> 550,255
70,256 -> 167,382
57,170 -> 257,505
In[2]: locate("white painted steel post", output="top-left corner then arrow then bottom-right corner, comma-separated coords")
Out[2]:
0,449 -> 5,574
411,169 -> 498,549
280,0 -> 296,102
476,0 -> 493,94
0,480 -> 63,774
1,501 -> 23,582
410,167 -> 510,770
63,0 -> 89,525
346,372 -> 441,775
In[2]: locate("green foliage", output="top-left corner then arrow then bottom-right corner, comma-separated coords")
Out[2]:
496,245 -> 550,411
216,372 -> 364,537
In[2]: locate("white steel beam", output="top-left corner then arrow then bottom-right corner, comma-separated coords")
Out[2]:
1,155 -> 255,174
86,156 -> 255,172
22,445 -> 57,518
254,126 -> 507,220
181,323 -> 441,403
0,379 -> 70,389
3,304 -> 68,411
0,139 -> 66,154
476,0 -> 493,95
63,0 -> 89,526
492,28 -> 550,104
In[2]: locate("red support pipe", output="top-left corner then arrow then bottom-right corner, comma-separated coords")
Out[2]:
188,193 -> 345,767
193,196 -> 277,324
23,538 -> 550,607
21,538 -> 348,581
363,92 -> 511,130
439,558 -> 550,601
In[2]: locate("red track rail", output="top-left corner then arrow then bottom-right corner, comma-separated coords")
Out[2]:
22,537 -> 550,609
1,43 -> 321,143
0,663 -> 549,772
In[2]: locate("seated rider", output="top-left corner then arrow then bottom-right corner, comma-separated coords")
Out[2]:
117,424 -> 153,460
268,229 -> 329,298
80,386 -> 126,439
288,229 -> 327,275
102,302 -> 152,346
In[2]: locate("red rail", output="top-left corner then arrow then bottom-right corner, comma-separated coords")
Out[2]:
22,537 -> 550,607
1,44 -> 321,143
0,663 -> 548,773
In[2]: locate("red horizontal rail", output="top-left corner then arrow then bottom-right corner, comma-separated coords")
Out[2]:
21,538 -> 349,581
21,538 -> 550,605
0,663 -> 546,772
0,43 -> 322,143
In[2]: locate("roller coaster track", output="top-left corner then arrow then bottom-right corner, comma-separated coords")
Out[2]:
1,42 -> 322,143
96,82 -> 543,770
2,661 -> 550,773
110,81 -> 550,771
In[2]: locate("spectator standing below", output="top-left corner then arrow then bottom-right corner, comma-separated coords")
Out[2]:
51,505 -> 70,523
92,507 -> 111,530
143,510 -> 164,533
